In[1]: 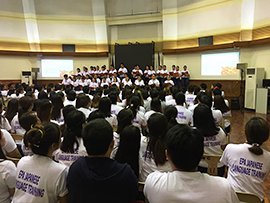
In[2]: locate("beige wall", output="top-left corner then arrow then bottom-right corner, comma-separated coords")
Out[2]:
0,56 -> 109,80
163,45 -> 270,80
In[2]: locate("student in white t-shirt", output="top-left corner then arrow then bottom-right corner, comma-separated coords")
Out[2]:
54,110 -> 87,167
148,74 -> 160,88
193,103 -> 227,176
13,123 -> 68,203
0,102 -> 11,132
185,85 -> 196,108
221,117 -> 270,201
98,97 -> 118,130
76,94 -> 91,119
175,92 -> 193,125
0,158 -> 16,203
144,98 -> 162,121
140,113 -> 172,182
108,92 -> 123,116
128,96 -> 147,131
144,124 -> 239,203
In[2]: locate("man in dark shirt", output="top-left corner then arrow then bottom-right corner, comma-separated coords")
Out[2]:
67,118 -> 138,203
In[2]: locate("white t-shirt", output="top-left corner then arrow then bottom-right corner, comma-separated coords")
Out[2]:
1,129 -> 18,156
121,78 -> 132,87
54,138 -> 87,167
0,117 -> 11,132
135,80 -> 145,87
77,107 -> 91,119
10,114 -> 25,136
132,111 -> 147,131
0,160 -> 16,203
111,104 -> 123,116
164,80 -> 174,86
105,115 -> 118,130
144,110 -> 156,121
175,105 -> 193,125
212,109 -> 223,126
185,93 -> 196,107
12,155 -> 68,203
144,171 -> 239,203
220,143 -> 270,201
139,136 -> 172,182
148,79 -> 160,87
199,127 -> 227,168
63,100 -> 76,107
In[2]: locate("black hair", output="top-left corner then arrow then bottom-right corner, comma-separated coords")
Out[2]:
62,105 -> 76,124
116,108 -> 133,134
245,117 -> 270,155
18,96 -> 34,120
115,125 -> 141,177
4,99 -> 18,123
98,97 -> 112,118
51,94 -> 64,120
193,104 -> 219,137
67,90 -> 76,101
82,118 -> 113,155
36,99 -> 53,123
213,95 -> 230,114
38,90 -> 49,100
61,110 -> 85,153
19,111 -> 39,132
86,110 -> 105,122
108,92 -> 118,105
166,124 -> 204,171
200,83 -> 207,90
175,92 -> 186,106
212,88 -> 222,96
150,88 -> 159,99
150,98 -> 161,113
164,105 -> 178,130
128,96 -> 140,119
76,94 -> 91,109
147,113 -> 168,166
187,85 -> 194,93
199,94 -> 213,108
26,122 -> 61,156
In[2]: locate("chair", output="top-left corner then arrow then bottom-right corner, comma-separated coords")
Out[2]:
203,155 -> 221,176
11,134 -> 23,144
6,156 -> 20,165
236,192 -> 261,203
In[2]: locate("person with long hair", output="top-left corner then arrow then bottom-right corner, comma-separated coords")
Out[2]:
76,93 -> 91,119
36,99 -> 53,124
115,125 -> 141,178
4,99 -> 18,124
140,113 -> 171,182
13,123 -> 68,203
111,108 -> 134,158
144,98 -> 162,121
98,97 -> 117,130
51,94 -> 64,125
54,110 -> 87,167
128,95 -> 147,131
213,95 -> 231,133
164,105 -> 178,130
193,103 -> 227,176
221,117 -> 270,202
10,96 -> 34,135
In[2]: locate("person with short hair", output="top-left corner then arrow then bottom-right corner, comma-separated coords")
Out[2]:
12,122 -> 68,203
144,124 -> 239,203
67,118 -> 138,203
221,117 -> 270,202
175,92 -> 193,125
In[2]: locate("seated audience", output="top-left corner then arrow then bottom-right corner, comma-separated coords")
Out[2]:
221,117 -> 270,202
144,124 -> 239,203
175,92 -> 193,125
54,110 -> 87,167
140,113 -> 172,182
67,119 -> 138,203
193,104 -> 227,176
13,123 -> 68,203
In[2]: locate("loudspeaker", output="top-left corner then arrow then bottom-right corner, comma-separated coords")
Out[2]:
62,44 -> 75,52
231,98 -> 240,110
198,36 -> 213,46
236,63 -> 248,70
22,71 -> 31,76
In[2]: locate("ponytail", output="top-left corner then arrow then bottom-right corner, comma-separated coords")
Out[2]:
248,143 -> 263,155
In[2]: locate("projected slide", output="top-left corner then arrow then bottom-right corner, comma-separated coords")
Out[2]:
41,59 -> 74,78
201,52 -> 239,76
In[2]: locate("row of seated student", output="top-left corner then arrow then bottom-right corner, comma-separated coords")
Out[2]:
0,81 -> 268,202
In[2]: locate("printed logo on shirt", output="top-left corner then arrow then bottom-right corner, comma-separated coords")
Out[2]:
177,112 -> 187,120
204,136 -> 221,147
16,170 -> 45,197
230,158 -> 266,180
